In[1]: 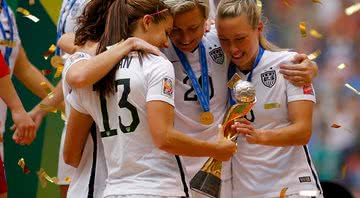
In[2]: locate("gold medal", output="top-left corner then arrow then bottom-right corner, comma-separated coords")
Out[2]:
50,55 -> 64,68
200,112 -> 214,125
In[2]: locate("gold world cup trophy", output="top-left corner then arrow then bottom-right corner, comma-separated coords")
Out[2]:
190,74 -> 256,198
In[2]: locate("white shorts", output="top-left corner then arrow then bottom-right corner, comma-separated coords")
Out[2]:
57,127 -> 75,185
105,195 -> 181,198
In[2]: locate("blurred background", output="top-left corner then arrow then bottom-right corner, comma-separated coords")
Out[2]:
3,0 -> 360,197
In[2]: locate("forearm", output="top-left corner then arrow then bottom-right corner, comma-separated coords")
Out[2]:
258,123 -> 312,147
67,40 -> 134,88
0,75 -> 26,112
14,64 -> 54,99
32,81 -> 64,117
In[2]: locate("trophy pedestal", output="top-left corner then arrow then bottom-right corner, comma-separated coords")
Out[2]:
190,170 -> 221,198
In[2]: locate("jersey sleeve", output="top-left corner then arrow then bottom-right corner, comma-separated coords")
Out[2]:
0,51 -> 9,78
145,56 -> 175,106
63,52 -> 91,80
66,89 -> 90,115
287,82 -> 316,103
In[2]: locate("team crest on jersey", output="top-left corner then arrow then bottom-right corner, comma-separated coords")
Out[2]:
162,77 -> 174,97
303,85 -> 314,95
261,70 -> 277,88
209,47 -> 224,65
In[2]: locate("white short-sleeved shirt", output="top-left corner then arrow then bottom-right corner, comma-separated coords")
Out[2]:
67,53 -> 189,197
231,50 -> 322,198
162,27 -> 231,181
0,7 -> 22,133
63,52 -> 107,197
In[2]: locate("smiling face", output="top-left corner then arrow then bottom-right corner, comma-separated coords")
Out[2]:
169,7 -> 206,52
216,15 -> 263,70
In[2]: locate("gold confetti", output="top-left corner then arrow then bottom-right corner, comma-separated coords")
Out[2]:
331,123 -> 341,128
0,39 -> 16,48
18,158 -> 31,174
310,29 -> 323,39
54,66 -> 64,78
16,7 -> 40,23
312,0 -> 321,4
64,177 -> 72,183
280,187 -> 288,198
299,190 -> 320,196
345,3 -> 360,16
345,83 -> 360,95
227,73 -> 242,89
308,50 -> 321,61
337,63 -> 346,70
0,133 -> 3,143
29,0 -> 35,5
264,103 -> 281,109
39,104 -> 57,113
43,44 -> 56,60
50,55 -> 64,69
37,168 -> 59,188
256,0 -> 262,13
342,164 -> 347,179
41,69 -> 52,76
283,0 -> 291,8
40,82 -> 54,99
61,111 -> 66,121
299,22 -> 307,37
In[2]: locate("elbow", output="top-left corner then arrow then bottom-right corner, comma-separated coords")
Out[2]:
153,133 -> 172,152
63,150 -> 80,168
299,129 -> 312,145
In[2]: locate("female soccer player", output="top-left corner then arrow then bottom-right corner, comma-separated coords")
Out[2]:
216,0 -> 323,197
65,0 -> 236,197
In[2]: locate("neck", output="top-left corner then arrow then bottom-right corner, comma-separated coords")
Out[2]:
239,46 -> 259,71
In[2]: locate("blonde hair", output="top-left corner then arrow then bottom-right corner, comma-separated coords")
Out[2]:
163,0 -> 209,19
217,0 -> 284,52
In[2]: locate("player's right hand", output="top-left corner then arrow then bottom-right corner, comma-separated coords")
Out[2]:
10,109 -> 36,145
213,124 -> 237,161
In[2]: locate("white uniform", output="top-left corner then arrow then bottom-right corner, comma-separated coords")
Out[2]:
62,52 -> 107,197
0,5 -> 22,158
56,0 -> 88,185
231,50 -> 323,198
162,27 -> 232,198
67,53 -> 189,197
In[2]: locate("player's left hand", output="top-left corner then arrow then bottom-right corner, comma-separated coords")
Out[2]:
279,53 -> 318,87
232,120 -> 263,144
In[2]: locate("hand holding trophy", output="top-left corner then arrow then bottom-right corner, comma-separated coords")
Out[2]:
190,74 -> 256,198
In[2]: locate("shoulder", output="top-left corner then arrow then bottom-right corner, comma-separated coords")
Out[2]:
144,53 -> 173,68
262,50 -> 297,64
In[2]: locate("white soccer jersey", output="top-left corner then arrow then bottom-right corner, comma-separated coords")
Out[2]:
162,27 -> 231,182
58,0 -> 87,37
231,50 -> 322,198
67,53 -> 189,197
62,52 -> 107,197
0,6 -> 22,134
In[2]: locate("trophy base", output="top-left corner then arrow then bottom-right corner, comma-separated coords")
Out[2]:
190,170 -> 221,198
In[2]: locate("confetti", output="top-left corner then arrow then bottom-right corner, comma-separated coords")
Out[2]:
299,22 -> 307,37
345,3 -> 360,16
0,133 -> 3,143
43,44 -> 56,60
16,7 -> 40,23
308,50 -> 321,61
264,103 -> 281,109
256,0 -> 262,13
312,0 -> 321,4
40,82 -> 54,99
227,73 -> 242,89
331,123 -> 353,133
64,177 -> 72,183
331,123 -> 341,128
41,69 -> 52,76
342,164 -> 347,179
37,168 -> 59,188
54,66 -> 64,78
39,104 -> 57,113
50,55 -> 64,69
337,63 -> 346,70
61,111 -> 66,121
29,0 -> 35,5
283,0 -> 291,8
0,39 -> 16,48
309,29 -> 323,39
18,158 -> 31,174
299,190 -> 320,197
345,83 -> 360,95
280,187 -> 288,198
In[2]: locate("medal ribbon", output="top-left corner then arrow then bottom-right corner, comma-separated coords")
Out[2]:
0,0 -> 14,66
228,46 -> 264,105
174,42 -> 210,112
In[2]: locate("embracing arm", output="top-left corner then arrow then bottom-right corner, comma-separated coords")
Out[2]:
66,37 -> 161,88
147,101 -> 236,161
63,106 -> 93,168
235,100 -> 313,146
